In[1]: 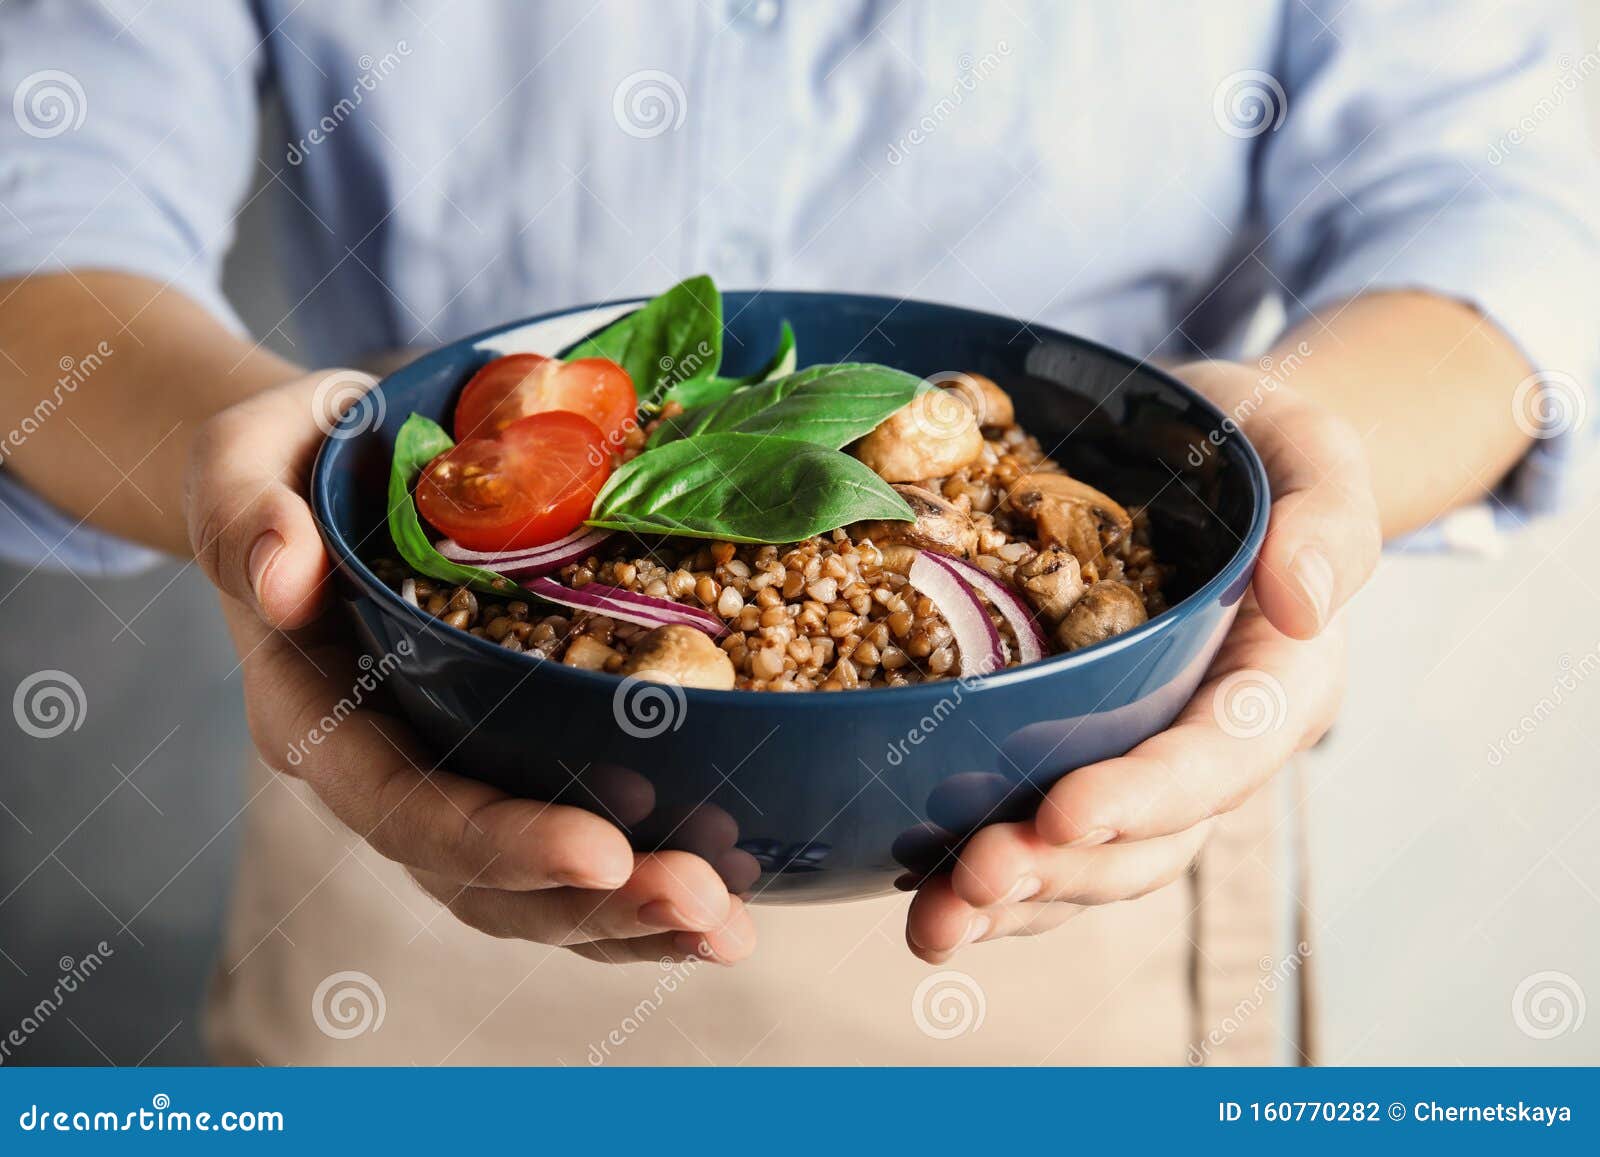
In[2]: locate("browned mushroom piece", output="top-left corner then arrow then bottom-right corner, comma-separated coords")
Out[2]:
1013,547 -> 1085,625
1004,471 -> 1133,582
619,624 -> 736,689
563,634 -> 621,671
850,484 -> 979,559
943,372 -> 1015,429
874,544 -> 918,575
851,390 -> 984,482
1054,581 -> 1148,652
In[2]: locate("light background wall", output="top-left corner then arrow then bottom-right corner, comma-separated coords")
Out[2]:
0,9 -> 1596,1065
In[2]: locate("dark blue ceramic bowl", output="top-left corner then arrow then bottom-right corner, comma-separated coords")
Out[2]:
311,292 -> 1269,903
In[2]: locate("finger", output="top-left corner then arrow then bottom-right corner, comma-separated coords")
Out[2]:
318,712 -> 637,890
1251,402 -> 1382,639
413,851 -> 732,945
1174,360 -> 1381,639
1036,605 -> 1343,846
915,883 -> 1088,966
226,603 -> 636,890
906,875 -> 988,963
952,819 -> 1211,910
567,898 -> 757,966
905,876 -> 1084,964
186,371 -> 374,630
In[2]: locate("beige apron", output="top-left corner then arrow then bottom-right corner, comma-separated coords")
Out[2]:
205,759 -> 1294,1066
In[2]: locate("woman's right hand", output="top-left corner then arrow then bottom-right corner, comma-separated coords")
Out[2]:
184,372 -> 756,965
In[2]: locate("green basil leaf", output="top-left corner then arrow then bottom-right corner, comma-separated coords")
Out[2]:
588,432 -> 914,543
737,318 -> 797,384
665,318 -> 799,411
562,274 -> 722,409
648,362 -> 922,450
660,376 -> 734,413
387,413 -> 516,594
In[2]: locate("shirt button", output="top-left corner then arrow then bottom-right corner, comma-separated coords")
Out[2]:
710,233 -> 771,283
727,0 -> 780,32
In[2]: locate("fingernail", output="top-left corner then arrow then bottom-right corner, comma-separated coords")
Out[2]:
1000,875 -> 1042,903
553,869 -> 629,891
1292,546 -> 1334,629
636,900 -> 699,931
674,932 -> 728,964
1067,827 -> 1116,849
247,530 -> 284,606
963,914 -> 992,945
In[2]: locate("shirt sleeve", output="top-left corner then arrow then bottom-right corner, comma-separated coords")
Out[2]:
1258,0 -> 1600,538
0,0 -> 264,574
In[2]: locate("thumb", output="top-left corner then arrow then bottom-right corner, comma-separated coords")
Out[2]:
1172,360 -> 1381,640
185,369 -> 376,630
1246,397 -> 1382,639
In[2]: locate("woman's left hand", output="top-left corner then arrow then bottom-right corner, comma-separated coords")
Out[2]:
904,359 -> 1382,963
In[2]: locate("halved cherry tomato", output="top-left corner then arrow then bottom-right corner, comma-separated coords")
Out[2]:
416,411 -> 612,552
453,352 -> 637,446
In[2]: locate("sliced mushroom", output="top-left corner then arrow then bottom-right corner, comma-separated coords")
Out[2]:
1005,471 -> 1133,582
619,624 -> 736,690
1055,581 -> 1147,652
1013,547 -> 1085,625
563,635 -> 620,672
874,544 -> 919,575
852,390 -> 984,482
945,372 -> 1014,429
850,484 -> 979,558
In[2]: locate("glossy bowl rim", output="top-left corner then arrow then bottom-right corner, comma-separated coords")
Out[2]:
311,290 -> 1271,707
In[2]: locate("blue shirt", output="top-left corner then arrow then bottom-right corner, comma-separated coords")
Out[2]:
2,0 -> 1597,570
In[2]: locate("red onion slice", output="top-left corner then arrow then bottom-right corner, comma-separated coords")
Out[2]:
400,578 -> 420,607
434,524 -> 593,563
521,576 -> 728,639
435,528 -> 614,578
907,552 -> 1005,678
925,553 -> 1047,666
436,527 -> 611,564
